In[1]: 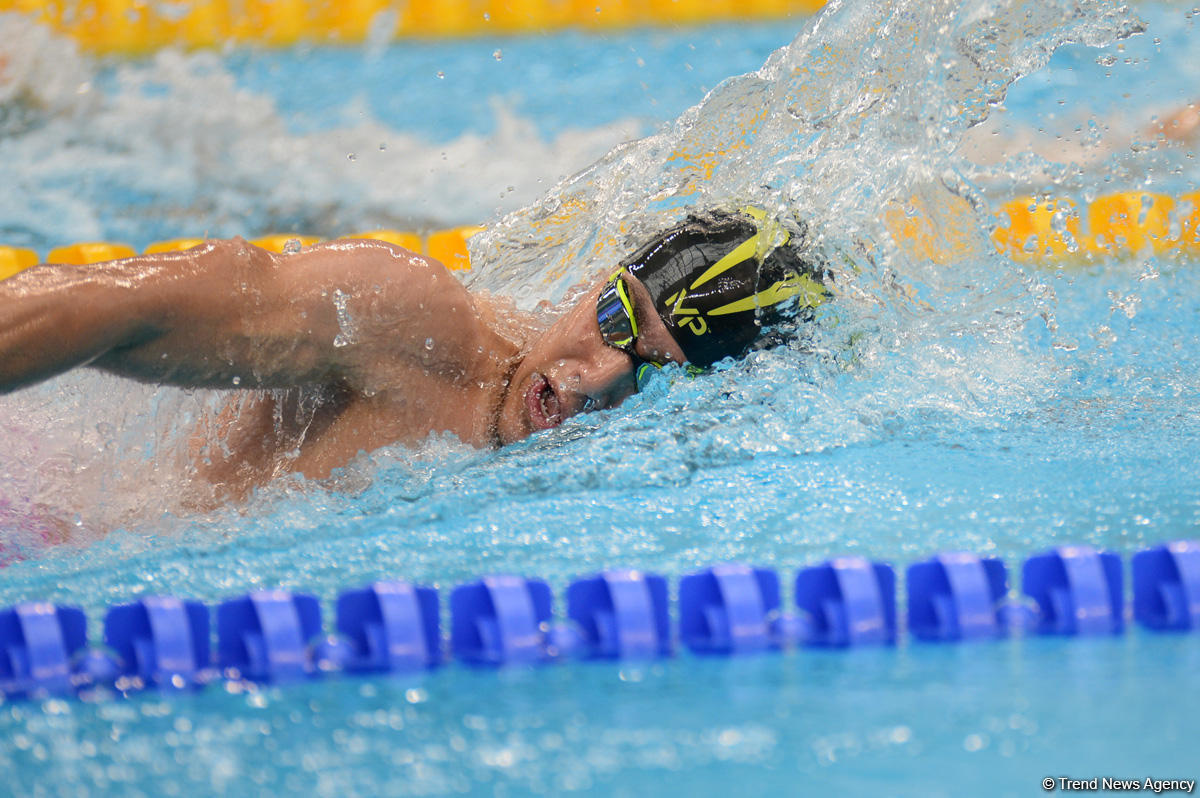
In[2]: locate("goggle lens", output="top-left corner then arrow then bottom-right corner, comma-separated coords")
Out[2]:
595,272 -> 638,352
597,270 -> 690,393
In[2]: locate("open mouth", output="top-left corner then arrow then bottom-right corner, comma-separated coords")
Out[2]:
524,373 -> 563,431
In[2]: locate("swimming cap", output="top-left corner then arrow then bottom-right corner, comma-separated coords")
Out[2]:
621,209 -> 827,368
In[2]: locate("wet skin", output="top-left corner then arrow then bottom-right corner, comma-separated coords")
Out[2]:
0,237 -> 685,495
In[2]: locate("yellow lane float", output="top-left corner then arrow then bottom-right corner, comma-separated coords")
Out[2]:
0,247 -> 38,282
45,242 -> 137,265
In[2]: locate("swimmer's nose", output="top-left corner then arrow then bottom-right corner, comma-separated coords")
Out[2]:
564,348 -> 638,415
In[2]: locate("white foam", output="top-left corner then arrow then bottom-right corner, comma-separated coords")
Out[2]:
0,20 -> 647,246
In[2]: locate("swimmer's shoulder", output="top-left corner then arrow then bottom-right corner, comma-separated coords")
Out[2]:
265,236 -> 474,315
273,238 -> 495,387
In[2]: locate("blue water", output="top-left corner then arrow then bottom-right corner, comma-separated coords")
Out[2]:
226,25 -> 792,140
2,0 -> 1200,795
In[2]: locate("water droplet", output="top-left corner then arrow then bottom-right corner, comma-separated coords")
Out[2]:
1095,53 -> 1117,66
232,376 -> 241,386
332,289 -> 359,347
283,238 -> 302,254
493,49 -> 503,61
425,337 -> 435,350
347,152 -> 356,161
436,71 -> 445,79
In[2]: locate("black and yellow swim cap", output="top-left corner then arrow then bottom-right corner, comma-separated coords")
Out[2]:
621,208 -> 827,368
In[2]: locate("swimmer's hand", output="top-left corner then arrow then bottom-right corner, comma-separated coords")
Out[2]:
0,237 -> 484,396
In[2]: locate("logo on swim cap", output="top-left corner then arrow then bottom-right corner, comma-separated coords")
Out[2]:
621,208 -> 827,367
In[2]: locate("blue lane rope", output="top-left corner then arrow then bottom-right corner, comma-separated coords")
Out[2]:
0,541 -> 1197,701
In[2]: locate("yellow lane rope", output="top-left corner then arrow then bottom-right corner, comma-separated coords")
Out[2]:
0,227 -> 480,281
0,0 -> 829,54
1,192 -> 1196,283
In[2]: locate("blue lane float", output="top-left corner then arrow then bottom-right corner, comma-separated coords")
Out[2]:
795,557 -> 896,646
1,540 -> 1198,701
907,553 -> 1008,641
105,596 -> 211,688
1132,540 -> 1200,631
679,563 -> 784,654
450,574 -> 585,665
567,569 -> 671,659
336,581 -> 440,672
0,602 -> 88,697
1022,545 -> 1124,635
217,590 -> 323,682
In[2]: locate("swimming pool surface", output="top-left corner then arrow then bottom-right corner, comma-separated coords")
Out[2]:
1,0 -> 1199,795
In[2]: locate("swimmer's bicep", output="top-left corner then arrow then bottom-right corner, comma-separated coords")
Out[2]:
81,239 -> 462,390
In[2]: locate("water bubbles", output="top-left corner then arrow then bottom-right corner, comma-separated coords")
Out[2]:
1095,53 -> 1118,67
332,289 -> 359,348
1107,290 -> 1141,320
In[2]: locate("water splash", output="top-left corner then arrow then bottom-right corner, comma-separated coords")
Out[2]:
467,0 -> 1143,320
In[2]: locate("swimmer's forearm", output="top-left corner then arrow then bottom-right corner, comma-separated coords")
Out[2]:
0,260 -> 164,393
0,239 -> 296,392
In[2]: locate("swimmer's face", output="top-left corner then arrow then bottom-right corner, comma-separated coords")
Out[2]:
495,273 -> 687,444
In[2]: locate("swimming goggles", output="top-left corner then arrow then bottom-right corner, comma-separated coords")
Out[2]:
595,269 -> 664,390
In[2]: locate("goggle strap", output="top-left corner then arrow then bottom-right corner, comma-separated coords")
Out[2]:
614,273 -> 639,338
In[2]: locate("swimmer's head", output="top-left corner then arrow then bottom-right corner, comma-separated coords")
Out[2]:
617,208 -> 826,368
494,207 -> 826,445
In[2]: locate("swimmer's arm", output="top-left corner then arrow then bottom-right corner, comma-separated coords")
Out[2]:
0,238 -> 476,393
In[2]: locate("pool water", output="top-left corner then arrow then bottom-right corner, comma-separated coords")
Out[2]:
2,0 -> 1200,794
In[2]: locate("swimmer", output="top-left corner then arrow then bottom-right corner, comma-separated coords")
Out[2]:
0,209 -> 825,494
